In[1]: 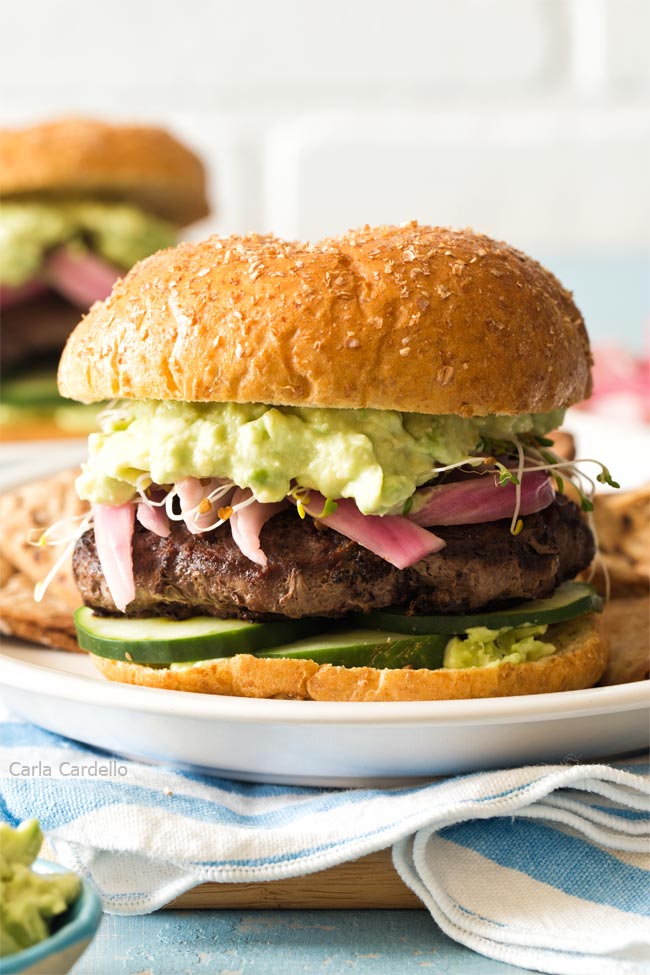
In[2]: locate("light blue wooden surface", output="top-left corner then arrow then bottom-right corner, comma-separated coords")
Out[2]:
73,910 -> 535,974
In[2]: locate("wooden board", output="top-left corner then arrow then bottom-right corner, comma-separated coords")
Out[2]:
166,848 -> 422,910
0,423 -> 80,442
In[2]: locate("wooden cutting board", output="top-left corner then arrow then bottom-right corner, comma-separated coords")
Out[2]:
166,848 -> 422,909
0,422 -> 79,442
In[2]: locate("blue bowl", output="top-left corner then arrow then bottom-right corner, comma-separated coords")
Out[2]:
0,860 -> 103,975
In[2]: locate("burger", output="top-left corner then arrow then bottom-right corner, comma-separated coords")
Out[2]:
0,117 -> 209,435
53,223 -> 612,701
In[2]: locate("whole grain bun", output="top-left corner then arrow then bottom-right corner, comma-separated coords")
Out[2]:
0,117 -> 209,225
58,224 -> 591,415
91,613 -> 608,701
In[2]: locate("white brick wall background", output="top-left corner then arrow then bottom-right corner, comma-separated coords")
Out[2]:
1,0 -> 648,348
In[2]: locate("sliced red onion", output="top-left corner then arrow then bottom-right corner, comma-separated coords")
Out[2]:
136,501 -> 171,538
0,278 -> 49,309
92,503 -> 136,613
45,247 -> 120,308
408,470 -> 554,527
290,492 -> 445,570
175,477 -> 234,533
230,489 -> 288,567
176,477 -> 213,534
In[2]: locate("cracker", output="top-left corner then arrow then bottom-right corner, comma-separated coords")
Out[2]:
0,573 -> 80,653
549,429 -> 576,462
0,468 -> 88,609
582,486 -> 650,598
0,553 -> 15,588
600,597 -> 650,686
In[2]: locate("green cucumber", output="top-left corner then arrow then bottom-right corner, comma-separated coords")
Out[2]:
356,582 -> 602,636
77,581 -> 598,671
256,629 -> 448,669
74,606 -> 327,664
1,372 -> 64,408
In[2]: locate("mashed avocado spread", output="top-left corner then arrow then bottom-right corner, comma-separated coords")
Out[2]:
77,400 -> 563,515
0,199 -> 176,286
443,624 -> 556,669
0,820 -> 81,957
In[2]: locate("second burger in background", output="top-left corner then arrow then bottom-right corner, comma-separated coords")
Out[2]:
0,116 -> 210,436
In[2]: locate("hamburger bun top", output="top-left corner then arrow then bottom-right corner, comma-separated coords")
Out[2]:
0,117 -> 209,225
58,223 -> 592,416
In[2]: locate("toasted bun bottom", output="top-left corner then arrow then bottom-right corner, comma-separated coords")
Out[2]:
91,614 -> 608,702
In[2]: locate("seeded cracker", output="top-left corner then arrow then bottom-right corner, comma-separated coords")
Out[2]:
600,597 -> 650,686
0,468 -> 88,608
0,573 -> 79,653
0,468 -> 87,652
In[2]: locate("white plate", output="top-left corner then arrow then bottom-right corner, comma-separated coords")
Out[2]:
0,411 -> 648,786
0,641 -> 648,785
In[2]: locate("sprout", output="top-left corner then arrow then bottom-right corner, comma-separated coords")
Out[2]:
509,437 -> 525,535
135,474 -> 171,508
96,399 -> 129,430
28,512 -> 89,549
288,485 -> 311,519
194,488 -> 255,533
318,497 -> 339,518
33,512 -> 93,604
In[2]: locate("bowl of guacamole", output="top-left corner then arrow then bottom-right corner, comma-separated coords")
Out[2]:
0,821 -> 102,975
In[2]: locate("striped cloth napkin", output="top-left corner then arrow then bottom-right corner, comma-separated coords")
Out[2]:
1,713 -> 648,975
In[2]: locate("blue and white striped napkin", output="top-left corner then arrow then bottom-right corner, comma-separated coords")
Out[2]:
1,713 -> 648,975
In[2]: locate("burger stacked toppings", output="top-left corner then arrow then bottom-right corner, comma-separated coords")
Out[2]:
72,401 -> 588,616
0,117 -> 208,433
49,223 -> 612,701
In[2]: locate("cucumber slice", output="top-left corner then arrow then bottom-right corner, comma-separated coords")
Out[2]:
1,373 -> 64,408
74,607 -> 327,664
256,629 -> 448,669
356,582 -> 602,636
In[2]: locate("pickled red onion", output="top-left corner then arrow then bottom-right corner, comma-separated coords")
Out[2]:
579,344 -> 650,424
408,471 -> 554,527
0,278 -> 49,309
136,501 -> 171,538
230,489 -> 288,566
45,247 -> 119,307
176,477 -> 213,533
92,502 -> 135,612
290,492 -> 445,569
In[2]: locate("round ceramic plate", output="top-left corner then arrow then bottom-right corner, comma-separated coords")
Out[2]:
0,411 -> 648,786
0,641 -> 648,785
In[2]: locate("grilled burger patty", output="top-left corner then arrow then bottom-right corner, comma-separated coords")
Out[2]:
2,295 -> 82,371
73,495 -> 595,621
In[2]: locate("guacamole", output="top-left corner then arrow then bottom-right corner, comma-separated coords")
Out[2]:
76,400 -> 563,515
443,624 -> 556,669
0,199 -> 176,286
0,820 -> 81,957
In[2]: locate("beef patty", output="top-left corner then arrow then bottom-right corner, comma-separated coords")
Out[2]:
73,495 -> 595,620
2,294 -> 81,371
